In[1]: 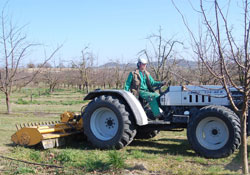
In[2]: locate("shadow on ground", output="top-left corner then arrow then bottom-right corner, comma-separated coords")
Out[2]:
7,136 -> 195,158
224,145 -> 250,172
130,138 -> 195,157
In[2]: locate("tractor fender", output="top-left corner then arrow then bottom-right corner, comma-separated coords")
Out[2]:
84,89 -> 148,126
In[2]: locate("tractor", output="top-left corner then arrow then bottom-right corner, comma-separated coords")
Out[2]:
82,85 -> 243,158
11,85 -> 244,158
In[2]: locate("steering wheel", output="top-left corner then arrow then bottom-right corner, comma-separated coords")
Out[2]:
154,83 -> 165,95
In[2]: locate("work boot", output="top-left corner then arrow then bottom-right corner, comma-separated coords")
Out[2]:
155,114 -> 164,120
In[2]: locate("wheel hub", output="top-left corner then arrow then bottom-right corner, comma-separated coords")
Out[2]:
105,118 -> 115,129
211,128 -> 219,136
90,107 -> 119,141
196,117 -> 229,150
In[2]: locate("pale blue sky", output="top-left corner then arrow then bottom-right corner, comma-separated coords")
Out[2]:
0,0 -> 243,66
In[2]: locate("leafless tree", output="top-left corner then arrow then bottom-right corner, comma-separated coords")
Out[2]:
0,6 -> 62,113
193,28 -> 219,85
72,47 -> 95,93
111,60 -> 130,89
41,67 -> 64,93
139,26 -> 183,83
98,67 -> 109,89
173,0 -> 250,173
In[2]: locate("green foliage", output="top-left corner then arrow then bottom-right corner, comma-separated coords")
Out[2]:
16,98 -> 29,105
75,89 -> 87,94
14,167 -> 35,174
29,150 -> 42,162
193,157 -> 207,164
174,155 -> 184,162
129,150 -> 145,159
83,154 -> 109,172
15,98 -> 85,105
107,150 -> 126,169
55,151 -> 72,164
207,166 -> 224,174
10,147 -> 32,160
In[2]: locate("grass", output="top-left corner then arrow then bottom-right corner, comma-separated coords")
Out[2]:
14,167 -> 36,174
16,98 -> 86,105
107,150 -> 127,169
0,87 -> 249,174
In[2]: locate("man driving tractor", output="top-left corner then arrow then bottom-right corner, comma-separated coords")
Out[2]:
124,58 -> 165,119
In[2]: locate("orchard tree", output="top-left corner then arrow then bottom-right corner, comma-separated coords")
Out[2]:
173,0 -> 250,173
0,6 -> 62,113
140,26 -> 183,83
72,47 -> 95,93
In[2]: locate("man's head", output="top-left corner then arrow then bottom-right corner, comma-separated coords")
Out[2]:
137,58 -> 148,71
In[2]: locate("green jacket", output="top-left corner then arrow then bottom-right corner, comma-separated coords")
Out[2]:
124,69 -> 161,96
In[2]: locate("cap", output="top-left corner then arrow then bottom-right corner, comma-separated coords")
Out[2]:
138,58 -> 148,64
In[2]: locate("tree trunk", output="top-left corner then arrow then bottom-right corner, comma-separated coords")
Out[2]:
5,92 -> 11,114
49,85 -> 53,93
241,112 -> 249,174
86,82 -> 89,93
78,84 -> 82,90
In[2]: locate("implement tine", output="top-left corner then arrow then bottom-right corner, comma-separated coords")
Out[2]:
19,124 -> 22,128
15,124 -> 19,130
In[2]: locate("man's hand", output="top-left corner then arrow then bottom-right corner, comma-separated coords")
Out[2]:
161,81 -> 167,86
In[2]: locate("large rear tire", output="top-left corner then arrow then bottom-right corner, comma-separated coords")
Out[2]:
83,95 -> 137,149
187,105 -> 241,158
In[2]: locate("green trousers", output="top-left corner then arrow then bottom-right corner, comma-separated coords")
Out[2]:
139,90 -> 160,117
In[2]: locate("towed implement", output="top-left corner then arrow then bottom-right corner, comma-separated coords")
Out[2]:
11,112 -> 83,149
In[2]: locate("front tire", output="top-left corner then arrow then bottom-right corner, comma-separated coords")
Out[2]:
83,95 -> 137,149
187,105 -> 241,158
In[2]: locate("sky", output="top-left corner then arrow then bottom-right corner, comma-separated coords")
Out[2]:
0,0 -> 244,67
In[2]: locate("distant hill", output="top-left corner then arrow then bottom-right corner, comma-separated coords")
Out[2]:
99,62 -> 136,68
99,59 -> 197,69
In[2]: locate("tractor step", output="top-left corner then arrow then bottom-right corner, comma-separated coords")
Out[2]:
148,120 -> 171,125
